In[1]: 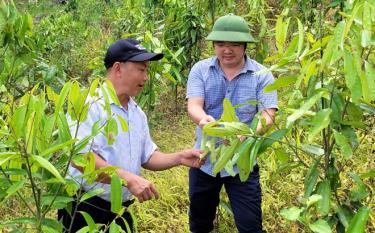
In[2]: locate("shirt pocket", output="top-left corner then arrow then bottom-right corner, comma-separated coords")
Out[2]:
235,92 -> 257,124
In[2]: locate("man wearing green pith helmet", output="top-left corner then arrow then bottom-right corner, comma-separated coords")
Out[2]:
187,14 -> 278,233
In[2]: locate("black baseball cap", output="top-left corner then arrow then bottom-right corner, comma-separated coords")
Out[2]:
104,38 -> 164,69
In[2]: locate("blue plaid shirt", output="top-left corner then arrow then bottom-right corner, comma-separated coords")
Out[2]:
187,56 -> 278,177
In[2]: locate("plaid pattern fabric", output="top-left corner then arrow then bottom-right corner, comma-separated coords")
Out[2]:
187,56 -> 278,177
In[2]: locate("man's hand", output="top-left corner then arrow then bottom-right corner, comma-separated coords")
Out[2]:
179,149 -> 206,168
119,171 -> 159,203
198,115 -> 215,128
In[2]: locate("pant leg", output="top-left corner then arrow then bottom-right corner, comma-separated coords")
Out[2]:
224,164 -> 263,233
189,168 -> 222,233
58,195 -> 133,232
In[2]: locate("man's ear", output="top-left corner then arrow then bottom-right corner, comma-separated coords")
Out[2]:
111,62 -> 122,77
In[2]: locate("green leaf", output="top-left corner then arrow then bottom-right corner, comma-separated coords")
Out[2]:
258,129 -> 288,154
348,173 -> 368,201
361,2 -> 372,47
341,125 -> 359,148
346,206 -> 370,233
213,139 -> 241,174
79,211 -> 97,231
110,173 -> 123,214
116,114 -> 128,132
221,98 -> 239,122
364,61 -> 375,101
67,82 -> 80,121
305,194 -> 322,207
80,188 -> 105,202
333,130 -> 353,159
280,207 -> 304,221
316,180 -> 331,216
309,219 -> 332,233
0,152 -> 19,166
105,80 -> 121,106
264,76 -> 297,93
304,160 -> 320,197
10,106 -> 26,138
41,196 -> 73,209
31,155 -> 65,183
109,222 -> 120,233
307,109 -> 332,142
275,16 -> 290,54
58,112 -> 72,143
89,78 -> 100,97
296,18 -> 304,56
360,169 -> 375,179
344,49 -> 362,103
3,217 -> 36,225
73,134 -> 94,154
5,180 -> 26,199
334,21 -> 345,50
25,111 -> 37,154
236,137 -> 255,182
83,152 -> 96,175
286,89 -> 329,128
304,60 -> 317,85
104,118 -> 118,145
301,144 -> 324,156
336,205 -> 353,228
39,139 -> 76,158
54,82 -> 71,122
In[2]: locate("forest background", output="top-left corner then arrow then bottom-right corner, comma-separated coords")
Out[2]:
0,0 -> 374,232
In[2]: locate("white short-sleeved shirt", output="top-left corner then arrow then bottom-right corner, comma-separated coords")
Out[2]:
68,88 -> 157,201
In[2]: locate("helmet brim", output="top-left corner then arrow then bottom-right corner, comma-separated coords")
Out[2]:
206,31 -> 256,43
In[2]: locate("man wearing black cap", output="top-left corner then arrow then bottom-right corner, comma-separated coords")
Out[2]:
58,38 -> 204,232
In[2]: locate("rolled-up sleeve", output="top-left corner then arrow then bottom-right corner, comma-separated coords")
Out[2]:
187,62 -> 205,98
140,114 -> 157,165
257,72 -> 278,111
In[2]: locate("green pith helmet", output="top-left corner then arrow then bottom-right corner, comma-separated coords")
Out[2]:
206,13 -> 255,43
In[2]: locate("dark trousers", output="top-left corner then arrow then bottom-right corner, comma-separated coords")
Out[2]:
189,165 -> 263,233
58,195 -> 134,232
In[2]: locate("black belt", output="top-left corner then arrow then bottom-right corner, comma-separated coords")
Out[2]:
123,198 -> 135,207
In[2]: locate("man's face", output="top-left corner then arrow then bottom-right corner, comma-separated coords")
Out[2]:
214,41 -> 246,68
118,61 -> 149,97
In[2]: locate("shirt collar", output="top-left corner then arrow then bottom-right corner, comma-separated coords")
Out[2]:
209,55 -> 257,74
99,82 -> 138,110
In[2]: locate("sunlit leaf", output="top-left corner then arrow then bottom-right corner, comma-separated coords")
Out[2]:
79,211 -> 97,231
110,173 -> 123,214
54,82 -> 71,122
286,89 -> 329,128
80,188 -> 105,202
221,98 -> 239,122
364,61 -> 375,101
344,49 -> 362,103
309,219 -> 332,233
346,206 -> 370,233
264,76 -> 297,93
39,139 -> 76,158
301,144 -> 324,156
304,160 -> 320,197
307,109 -> 332,142
31,155 -> 65,183
116,114 -> 128,132
348,173 -> 368,201
316,180 -> 330,216
280,207 -> 304,221
333,130 -> 353,159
